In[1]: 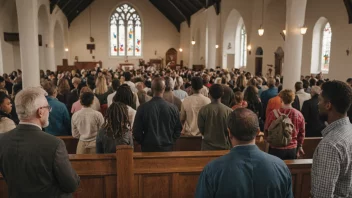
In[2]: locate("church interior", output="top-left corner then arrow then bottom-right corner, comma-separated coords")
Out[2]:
0,0 -> 351,197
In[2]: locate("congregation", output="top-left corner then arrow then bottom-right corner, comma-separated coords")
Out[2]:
0,66 -> 351,197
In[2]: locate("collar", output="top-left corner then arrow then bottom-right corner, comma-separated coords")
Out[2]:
296,89 -> 306,94
19,122 -> 42,130
230,144 -> 259,152
321,117 -> 350,137
46,96 -> 57,101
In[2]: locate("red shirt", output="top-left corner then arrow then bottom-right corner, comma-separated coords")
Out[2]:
264,107 -> 305,149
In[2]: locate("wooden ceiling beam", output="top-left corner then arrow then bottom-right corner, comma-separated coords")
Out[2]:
169,0 -> 190,27
66,0 -> 85,18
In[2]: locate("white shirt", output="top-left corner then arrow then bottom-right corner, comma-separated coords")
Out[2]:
296,89 -> 311,110
173,89 -> 188,100
127,106 -> 136,128
107,91 -> 140,109
124,81 -> 138,93
71,107 -> 104,141
180,93 -> 211,136
19,121 -> 41,130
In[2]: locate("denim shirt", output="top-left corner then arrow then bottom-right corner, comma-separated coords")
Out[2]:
45,96 -> 71,136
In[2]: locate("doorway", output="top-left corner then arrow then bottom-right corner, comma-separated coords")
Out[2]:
255,47 -> 263,76
274,47 -> 284,76
227,54 -> 235,69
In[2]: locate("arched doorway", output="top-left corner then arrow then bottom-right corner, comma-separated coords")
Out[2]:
255,47 -> 263,76
275,47 -> 284,76
165,48 -> 177,69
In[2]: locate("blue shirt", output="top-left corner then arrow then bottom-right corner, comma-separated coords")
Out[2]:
45,96 -> 71,136
195,145 -> 293,198
260,87 -> 278,116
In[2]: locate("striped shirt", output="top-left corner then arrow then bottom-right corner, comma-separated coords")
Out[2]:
311,117 -> 352,198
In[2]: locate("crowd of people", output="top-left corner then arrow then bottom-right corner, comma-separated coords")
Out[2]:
0,66 -> 351,197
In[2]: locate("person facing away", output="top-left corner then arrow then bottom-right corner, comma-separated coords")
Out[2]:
198,84 -> 233,150
231,91 -> 248,110
107,79 -> 120,107
180,77 -> 211,136
195,108 -> 293,198
0,92 -> 16,133
260,77 -> 278,119
112,85 -> 136,128
301,86 -> 325,137
173,76 -> 188,101
312,80 -> 352,198
0,88 -> 80,197
163,76 -> 182,111
220,77 -> 235,108
96,102 -> 134,154
264,89 -> 305,160
295,81 -> 311,111
42,81 -> 71,136
133,77 -> 182,152
72,92 -> 104,154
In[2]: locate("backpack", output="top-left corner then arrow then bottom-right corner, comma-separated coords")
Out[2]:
267,109 -> 294,147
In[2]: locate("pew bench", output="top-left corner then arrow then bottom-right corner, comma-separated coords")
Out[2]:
0,147 -> 312,198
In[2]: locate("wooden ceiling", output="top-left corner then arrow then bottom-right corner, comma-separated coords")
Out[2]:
49,0 -> 221,31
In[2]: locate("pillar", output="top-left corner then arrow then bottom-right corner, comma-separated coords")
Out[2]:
16,0 -> 40,87
282,0 -> 307,89
207,9 -> 217,69
0,38 -> 3,74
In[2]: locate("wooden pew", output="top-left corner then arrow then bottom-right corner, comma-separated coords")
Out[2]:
62,136 -> 321,159
117,146 -> 313,198
0,148 -> 313,198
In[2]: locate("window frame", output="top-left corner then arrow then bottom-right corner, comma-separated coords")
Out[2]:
239,25 -> 247,67
320,22 -> 332,73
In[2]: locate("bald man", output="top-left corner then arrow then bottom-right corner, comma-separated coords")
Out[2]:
196,108 -> 293,198
133,77 -> 182,152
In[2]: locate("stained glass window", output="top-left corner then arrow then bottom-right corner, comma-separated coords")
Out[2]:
110,4 -> 142,57
240,25 -> 247,67
321,23 -> 332,72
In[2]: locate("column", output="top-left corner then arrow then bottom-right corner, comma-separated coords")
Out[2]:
0,39 -> 3,74
282,0 -> 307,89
16,0 -> 40,88
207,9 -> 217,69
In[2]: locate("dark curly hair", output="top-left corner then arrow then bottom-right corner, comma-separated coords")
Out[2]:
321,80 -> 352,114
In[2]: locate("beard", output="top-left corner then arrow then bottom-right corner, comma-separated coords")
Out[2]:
319,113 -> 328,123
42,117 -> 49,128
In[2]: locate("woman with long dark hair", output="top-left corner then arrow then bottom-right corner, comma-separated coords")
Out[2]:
96,101 -> 134,153
113,85 -> 136,127
244,85 -> 264,130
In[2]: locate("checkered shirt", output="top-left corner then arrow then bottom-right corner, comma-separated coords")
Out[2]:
311,117 -> 352,198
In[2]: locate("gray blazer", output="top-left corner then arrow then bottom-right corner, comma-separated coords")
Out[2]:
0,124 -> 80,198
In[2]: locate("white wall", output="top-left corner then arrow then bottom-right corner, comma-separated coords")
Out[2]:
68,0 -> 180,69
180,21 -> 190,66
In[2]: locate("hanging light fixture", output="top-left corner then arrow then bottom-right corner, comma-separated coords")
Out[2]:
191,37 -> 196,45
65,48 -> 69,52
215,45 -> 219,49
179,48 -> 183,52
300,26 -> 308,35
258,0 -> 265,36
283,30 -> 286,35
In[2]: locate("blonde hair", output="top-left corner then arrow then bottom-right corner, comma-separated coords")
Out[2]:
279,89 -> 295,104
95,76 -> 108,95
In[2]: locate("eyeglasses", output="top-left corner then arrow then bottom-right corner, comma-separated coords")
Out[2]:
40,105 -> 52,112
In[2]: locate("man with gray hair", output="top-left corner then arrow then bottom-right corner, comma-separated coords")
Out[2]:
163,76 -> 182,111
0,88 -> 80,197
196,108 -> 293,197
301,86 -> 325,137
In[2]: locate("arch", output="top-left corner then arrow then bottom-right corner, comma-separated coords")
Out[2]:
256,47 -> 264,56
165,48 -> 177,67
109,3 -> 142,57
222,9 -> 247,69
54,21 -> 64,66
38,4 -> 50,71
311,17 -> 331,74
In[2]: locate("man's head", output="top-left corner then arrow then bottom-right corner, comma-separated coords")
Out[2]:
318,80 -> 352,123
0,76 -> 5,89
267,77 -> 275,88
15,88 -> 50,128
151,77 -> 165,96
124,72 -> 132,81
295,81 -> 303,92
279,89 -> 295,105
112,79 -> 120,91
310,86 -> 321,97
174,76 -> 183,89
346,78 -> 352,87
227,108 -> 260,145
72,77 -> 81,89
209,84 -> 224,100
191,77 -> 203,92
42,81 -> 57,97
164,77 -> 175,92
80,92 -> 94,107
0,92 -> 12,114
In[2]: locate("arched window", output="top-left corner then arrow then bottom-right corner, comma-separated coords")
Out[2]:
110,4 -> 142,57
240,25 -> 247,67
321,22 -> 332,72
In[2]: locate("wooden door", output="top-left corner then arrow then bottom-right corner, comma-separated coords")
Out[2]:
255,57 -> 263,76
166,48 -> 177,68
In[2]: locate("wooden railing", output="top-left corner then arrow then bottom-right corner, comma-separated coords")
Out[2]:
0,147 -> 312,198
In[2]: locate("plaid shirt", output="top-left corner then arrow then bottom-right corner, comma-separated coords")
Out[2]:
312,117 -> 352,198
